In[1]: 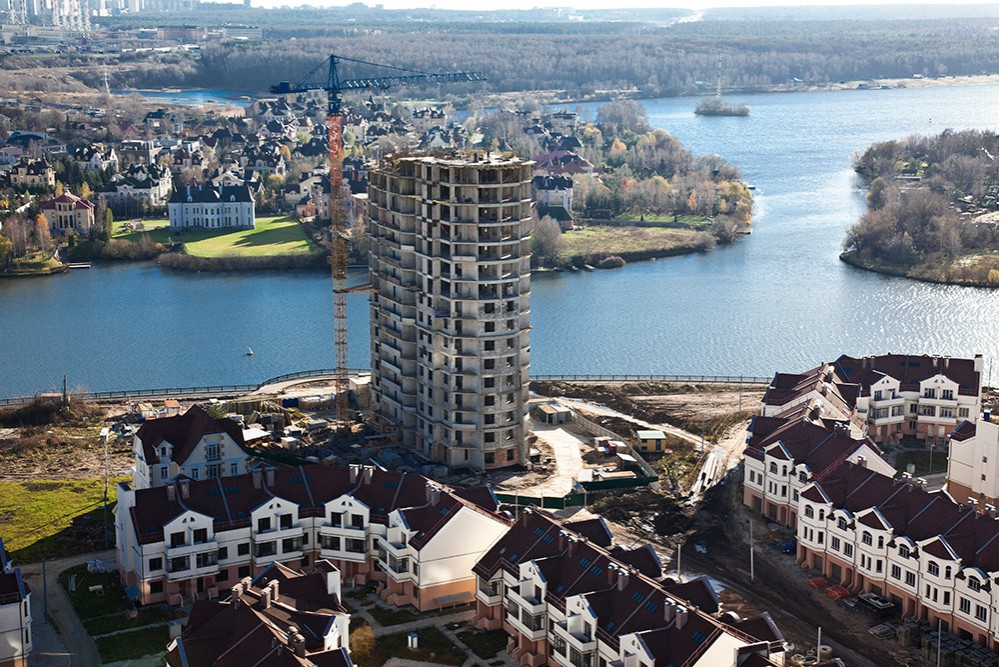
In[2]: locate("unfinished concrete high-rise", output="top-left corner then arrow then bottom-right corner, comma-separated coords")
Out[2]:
368,153 -> 533,471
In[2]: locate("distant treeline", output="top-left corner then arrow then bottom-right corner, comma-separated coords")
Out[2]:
92,15 -> 999,96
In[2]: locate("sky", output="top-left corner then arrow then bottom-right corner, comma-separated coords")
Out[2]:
354,0 -> 999,11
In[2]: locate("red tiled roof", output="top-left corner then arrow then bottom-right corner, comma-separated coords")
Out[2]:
834,354 -> 980,397
39,192 -> 94,210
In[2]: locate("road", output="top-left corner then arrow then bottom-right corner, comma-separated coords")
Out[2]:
19,550 -> 115,667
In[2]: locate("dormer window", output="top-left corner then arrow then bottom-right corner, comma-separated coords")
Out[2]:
969,577 -> 982,592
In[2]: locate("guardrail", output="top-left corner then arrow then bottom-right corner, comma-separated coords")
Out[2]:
0,370 -> 771,406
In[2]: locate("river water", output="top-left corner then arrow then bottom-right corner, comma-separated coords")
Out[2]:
3,84 -> 999,396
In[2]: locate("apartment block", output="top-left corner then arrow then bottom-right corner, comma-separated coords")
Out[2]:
472,509 -> 786,667
368,153 -> 533,471
115,464 -> 510,610
948,419 -> 999,509
743,411 -> 894,528
130,404 -> 251,490
762,354 -> 982,445
165,560 -> 352,667
0,538 -> 31,667
796,459 -> 999,649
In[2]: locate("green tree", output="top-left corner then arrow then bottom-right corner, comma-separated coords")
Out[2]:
531,216 -> 566,268
0,233 -> 12,268
104,208 -> 114,243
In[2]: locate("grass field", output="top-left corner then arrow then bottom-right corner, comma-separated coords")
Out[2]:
0,478 -> 125,562
562,225 -> 708,259
181,216 -> 317,257
614,214 -> 710,227
110,216 -> 316,258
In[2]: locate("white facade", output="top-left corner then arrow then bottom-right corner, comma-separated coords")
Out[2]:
949,420 -> 999,507
168,197 -> 254,230
132,429 -> 248,490
0,542 -> 31,667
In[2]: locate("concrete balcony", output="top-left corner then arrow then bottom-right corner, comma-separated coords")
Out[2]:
507,587 -> 545,615
166,538 -> 217,559
507,609 -> 546,642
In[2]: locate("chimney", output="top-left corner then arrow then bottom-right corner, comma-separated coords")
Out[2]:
617,569 -> 630,592
166,483 -> 177,502
917,477 -> 928,490
326,564 -> 342,599
428,485 -> 441,506
856,456 -> 867,469
260,586 -> 273,609
269,579 -> 280,603
349,464 -> 360,483
862,356 -> 869,369
265,467 -> 275,487
675,605 -> 689,630
252,469 -> 263,489
520,508 -> 533,525
231,582 -> 244,607
290,630 -> 307,658
363,465 -> 374,485
663,601 -> 676,623
179,478 -> 190,499
944,356 -> 951,370
558,530 -> 568,551
567,536 -> 578,556
606,563 -> 618,586
975,354 -> 984,373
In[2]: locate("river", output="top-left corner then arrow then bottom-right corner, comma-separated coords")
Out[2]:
3,84 -> 999,396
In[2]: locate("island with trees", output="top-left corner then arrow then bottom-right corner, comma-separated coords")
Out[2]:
842,129 -> 999,286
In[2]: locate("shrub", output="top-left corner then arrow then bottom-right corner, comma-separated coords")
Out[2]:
597,255 -> 626,269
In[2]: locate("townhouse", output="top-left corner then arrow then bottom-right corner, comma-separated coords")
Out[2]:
166,560 -> 352,667
762,354 -> 982,446
0,539 -> 31,667
472,509 -> 786,667
115,464 -> 509,610
796,459 -> 999,649
130,404 -> 252,490
743,409 -> 894,528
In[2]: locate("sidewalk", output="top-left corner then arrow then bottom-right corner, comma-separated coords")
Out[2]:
20,550 -> 115,667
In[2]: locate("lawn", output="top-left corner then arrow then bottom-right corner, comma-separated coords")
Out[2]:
456,627 -> 508,660
895,449 -> 949,475
562,225 -> 708,259
614,213 -> 710,228
112,218 -> 171,244
59,564 -> 131,621
362,626 -> 465,667
180,216 -> 317,258
367,603 -> 422,627
94,625 -> 170,663
0,478 -> 126,562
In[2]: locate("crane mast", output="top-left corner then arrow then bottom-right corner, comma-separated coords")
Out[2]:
271,55 -> 485,427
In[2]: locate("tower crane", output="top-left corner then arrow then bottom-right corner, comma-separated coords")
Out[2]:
271,55 -> 485,427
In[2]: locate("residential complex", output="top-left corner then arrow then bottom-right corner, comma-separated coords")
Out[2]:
165,560 -> 353,667
0,538 -> 31,667
796,459 -> 999,649
130,404 -> 251,490
947,419 -> 999,509
472,509 -> 787,667
115,463 -> 510,608
762,354 -> 982,445
368,153 -> 534,471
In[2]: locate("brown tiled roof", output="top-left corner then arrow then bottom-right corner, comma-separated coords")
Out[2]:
834,354 -> 980,397
809,461 -> 999,572
136,404 -> 247,465
609,544 -> 663,579
951,420 -> 977,442
129,465 -> 497,546
746,417 -> 881,479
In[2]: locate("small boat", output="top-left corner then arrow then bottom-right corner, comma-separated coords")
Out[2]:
583,264 -> 596,271
246,347 -> 254,356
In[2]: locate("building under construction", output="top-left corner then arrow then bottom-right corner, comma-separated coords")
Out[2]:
368,152 -> 533,471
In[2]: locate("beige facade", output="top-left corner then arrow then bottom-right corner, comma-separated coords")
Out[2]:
368,153 -> 533,471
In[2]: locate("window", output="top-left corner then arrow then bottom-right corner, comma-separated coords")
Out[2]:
230,462 -> 240,475
945,566 -> 952,579
217,547 -> 228,561
805,506 -> 814,519
255,542 -> 277,558
279,513 -> 293,530
207,463 -> 222,479
960,597 -> 971,614
924,388 -> 936,399
844,543 -> 854,558
148,557 -> 162,571
330,512 -> 343,528
831,537 -> 841,551
976,605 -> 988,622
150,581 -> 164,594
899,545 -> 910,558
205,443 -> 220,460
943,591 -> 950,606
928,562 -> 940,576
170,532 -> 185,548
940,407 -> 954,418
238,565 -> 251,579
919,405 -> 936,417
905,571 -> 916,587
874,390 -> 883,401
350,513 -> 364,529
838,518 -> 848,531
959,408 -> 970,418
237,542 -> 250,556
969,578 -> 981,592
862,532 -> 873,546
769,462 -> 778,474
942,389 -> 954,400
257,517 -> 271,532
891,564 -> 901,579
799,472 -> 808,483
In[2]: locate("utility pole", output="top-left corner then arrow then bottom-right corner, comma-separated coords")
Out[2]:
676,543 -> 682,582
748,518 -> 755,580
103,430 -> 110,549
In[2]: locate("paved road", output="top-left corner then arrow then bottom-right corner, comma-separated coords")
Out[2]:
20,550 -> 115,667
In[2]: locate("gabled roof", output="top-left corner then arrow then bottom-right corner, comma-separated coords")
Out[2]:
136,404 -> 246,465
